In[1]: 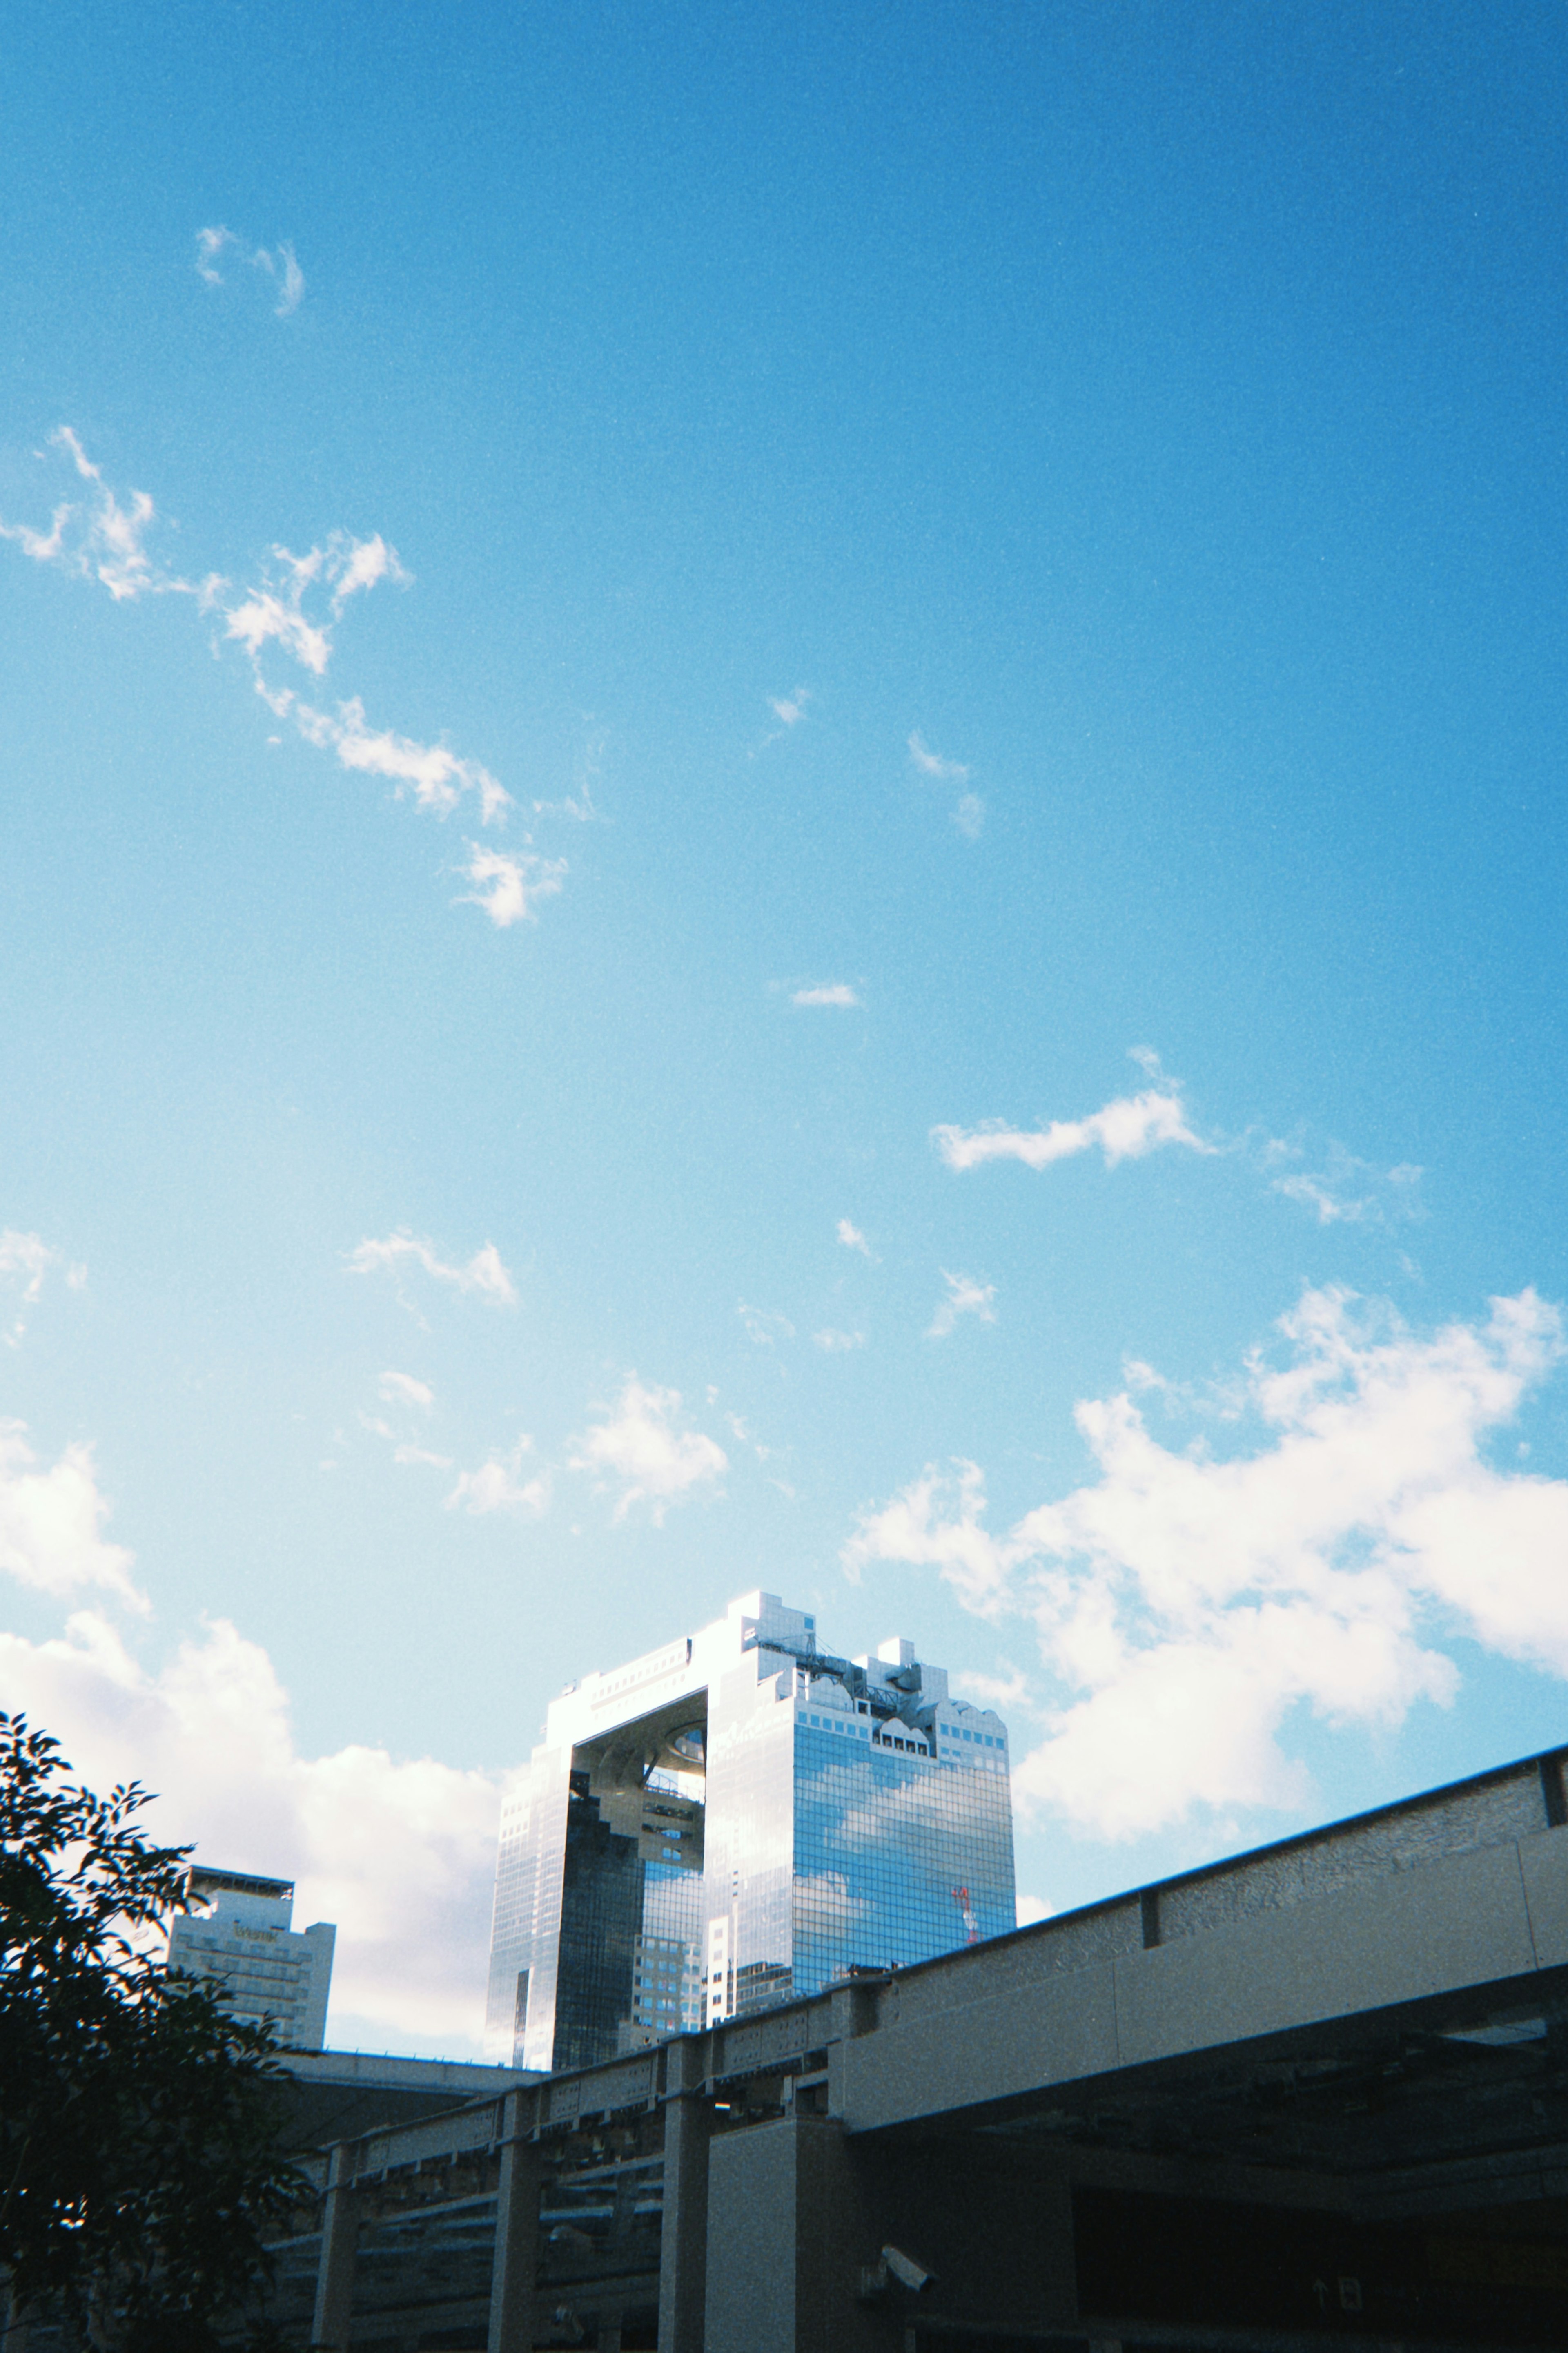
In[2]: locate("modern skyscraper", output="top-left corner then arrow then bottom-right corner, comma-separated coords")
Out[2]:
485,1590 -> 1014,2073
165,1865 -> 336,2049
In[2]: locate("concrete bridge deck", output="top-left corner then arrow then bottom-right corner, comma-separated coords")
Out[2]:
273,1743 -> 1568,2352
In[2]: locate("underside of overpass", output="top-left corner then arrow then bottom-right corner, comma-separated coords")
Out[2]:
256,1745 -> 1568,2353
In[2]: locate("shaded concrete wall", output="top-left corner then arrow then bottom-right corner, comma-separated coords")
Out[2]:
282,1744 -> 1568,2351
706,2115 -> 1078,2351
840,1820 -> 1568,2131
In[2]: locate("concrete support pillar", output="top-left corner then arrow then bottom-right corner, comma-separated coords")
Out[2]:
488,2090 -> 542,2353
657,2041 -> 712,2353
311,2143 -> 361,2351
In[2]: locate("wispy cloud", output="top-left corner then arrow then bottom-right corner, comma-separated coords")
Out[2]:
933,1081 -> 1209,1173
195,227 -> 232,285
739,1303 -> 795,1347
456,844 -> 567,927
446,1445 -> 549,1519
2,428 -> 568,946
1265,1138 -> 1424,1229
952,793 -> 985,840
792,983 -> 860,1009
938,1050 -> 1421,1233
845,1287 -> 1568,1842
532,724 -> 606,823
814,1328 -> 866,1352
195,226 -> 305,317
364,1372 -> 550,1490
0,1230 -> 86,1348
752,688 -> 812,755
837,1218 -> 874,1258
1,429 -> 566,925
908,730 -> 970,781
258,243 -> 305,317
926,1271 -> 997,1340
348,1231 -> 518,1307
327,533 -> 406,613
223,529 -> 516,841
223,534 -> 410,677
568,1376 -> 728,1524
262,691 -> 510,823
0,428 -> 218,605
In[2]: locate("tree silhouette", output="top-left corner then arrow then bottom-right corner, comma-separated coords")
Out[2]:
0,1712 -> 304,2350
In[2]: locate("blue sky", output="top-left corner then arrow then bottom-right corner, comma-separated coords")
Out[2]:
2,0 -> 1565,2054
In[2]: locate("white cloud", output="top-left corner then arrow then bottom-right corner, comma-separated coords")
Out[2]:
445,1447 -> 550,1519
195,227 -> 305,317
0,501 -> 70,563
0,1422 -> 145,1612
0,1229 -> 85,1348
225,564 -> 332,677
0,1610 -> 498,2048
789,1868 -> 870,1938
456,844 -> 567,927
792,984 -> 860,1008
0,428 -> 214,605
1016,1893 -> 1054,1927
223,535 -> 410,679
264,693 -> 510,823
348,1231 -> 518,1307
568,1377 -> 727,1524
952,793 -> 985,840
814,1328 -> 866,1352
926,1271 -> 996,1340
836,1218 -> 873,1258
908,730 -> 971,781
933,1083 -> 1209,1173
378,1371 -> 434,1412
327,532 -> 408,613
845,1287 -> 1568,1842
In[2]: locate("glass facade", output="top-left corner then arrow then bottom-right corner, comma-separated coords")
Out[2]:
485,1592 -> 1015,2071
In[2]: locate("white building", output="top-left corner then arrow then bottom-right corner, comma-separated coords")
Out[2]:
166,1865 -> 335,2050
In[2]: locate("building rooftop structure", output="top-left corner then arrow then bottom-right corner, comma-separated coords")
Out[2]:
486,1590 -> 1015,2073
166,1861 -> 336,2050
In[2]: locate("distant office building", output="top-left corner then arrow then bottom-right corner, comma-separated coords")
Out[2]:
486,1590 -> 1014,2072
166,1865 -> 336,2050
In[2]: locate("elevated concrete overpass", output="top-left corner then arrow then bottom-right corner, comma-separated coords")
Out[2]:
274,1743 -> 1568,2351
